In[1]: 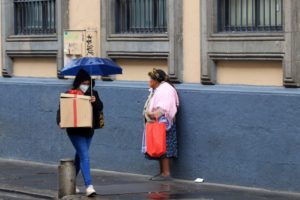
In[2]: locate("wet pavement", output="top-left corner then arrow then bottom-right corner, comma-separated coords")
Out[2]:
0,190 -> 51,200
66,183 -> 300,200
0,159 -> 299,200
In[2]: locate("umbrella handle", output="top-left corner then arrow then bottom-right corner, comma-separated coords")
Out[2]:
90,77 -> 93,96
90,66 -> 93,97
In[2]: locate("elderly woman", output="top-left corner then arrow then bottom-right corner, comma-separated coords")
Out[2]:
143,68 -> 179,181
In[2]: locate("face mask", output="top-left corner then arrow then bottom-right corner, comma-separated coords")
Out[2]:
79,84 -> 89,93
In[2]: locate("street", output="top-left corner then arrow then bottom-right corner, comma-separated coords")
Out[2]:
0,159 -> 300,200
0,190 -> 51,200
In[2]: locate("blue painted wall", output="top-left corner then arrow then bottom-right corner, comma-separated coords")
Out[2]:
0,78 -> 300,192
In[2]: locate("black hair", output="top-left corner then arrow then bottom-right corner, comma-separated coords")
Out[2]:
72,69 -> 91,89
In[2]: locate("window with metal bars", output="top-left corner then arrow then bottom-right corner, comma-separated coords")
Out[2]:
218,0 -> 283,32
115,0 -> 167,34
14,0 -> 56,35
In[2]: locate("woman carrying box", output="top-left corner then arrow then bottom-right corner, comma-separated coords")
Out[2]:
57,69 -> 103,197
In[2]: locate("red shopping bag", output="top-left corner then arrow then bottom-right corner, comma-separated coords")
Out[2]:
146,119 -> 166,158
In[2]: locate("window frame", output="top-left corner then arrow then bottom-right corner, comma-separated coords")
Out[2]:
217,0 -> 283,33
104,0 -> 168,41
200,0 -> 300,87
14,0 -> 56,35
1,0 -> 68,78
115,0 -> 168,35
101,0 -> 183,82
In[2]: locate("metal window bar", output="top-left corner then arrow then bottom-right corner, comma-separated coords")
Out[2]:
116,0 -> 167,34
240,0 -> 243,30
252,0 -> 255,31
269,0 -> 272,30
218,0 -> 282,32
14,0 -> 56,35
275,0 -> 277,29
246,0 -> 248,30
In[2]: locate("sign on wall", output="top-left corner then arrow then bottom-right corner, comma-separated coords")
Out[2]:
63,30 -> 98,66
85,30 -> 97,57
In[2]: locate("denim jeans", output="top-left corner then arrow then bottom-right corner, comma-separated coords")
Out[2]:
68,134 -> 93,186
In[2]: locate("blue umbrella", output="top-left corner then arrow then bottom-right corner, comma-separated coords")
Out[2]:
60,57 -> 122,76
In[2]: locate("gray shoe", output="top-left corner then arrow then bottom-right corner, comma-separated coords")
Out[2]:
150,175 -> 172,181
149,173 -> 161,180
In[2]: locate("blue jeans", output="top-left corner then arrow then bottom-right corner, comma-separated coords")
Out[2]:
68,134 -> 93,186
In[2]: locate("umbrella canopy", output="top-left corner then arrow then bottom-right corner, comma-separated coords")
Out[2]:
60,57 -> 122,76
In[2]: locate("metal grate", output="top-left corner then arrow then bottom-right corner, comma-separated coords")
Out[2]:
218,0 -> 283,32
14,0 -> 56,35
115,0 -> 167,34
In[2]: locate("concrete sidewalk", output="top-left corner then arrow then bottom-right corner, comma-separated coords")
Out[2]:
0,159 -> 300,200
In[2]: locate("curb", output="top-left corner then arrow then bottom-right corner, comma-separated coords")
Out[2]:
0,184 -> 56,199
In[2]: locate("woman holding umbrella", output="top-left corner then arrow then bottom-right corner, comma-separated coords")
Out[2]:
57,69 -> 103,197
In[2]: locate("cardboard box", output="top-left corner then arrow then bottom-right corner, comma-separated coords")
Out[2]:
60,93 -> 92,128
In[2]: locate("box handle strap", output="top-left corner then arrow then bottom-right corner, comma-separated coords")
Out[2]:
73,94 -> 77,127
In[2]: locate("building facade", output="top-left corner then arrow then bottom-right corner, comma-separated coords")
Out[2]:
1,0 -> 300,193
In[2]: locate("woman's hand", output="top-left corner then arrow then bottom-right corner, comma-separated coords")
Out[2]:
146,112 -> 153,119
90,96 -> 96,103
147,111 -> 157,119
147,109 -> 164,119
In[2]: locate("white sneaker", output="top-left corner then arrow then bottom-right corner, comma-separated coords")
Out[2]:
75,187 -> 80,194
86,185 -> 96,197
